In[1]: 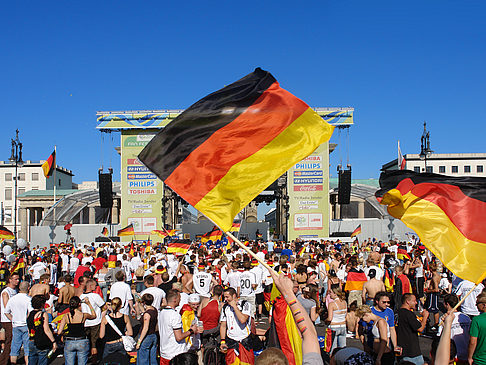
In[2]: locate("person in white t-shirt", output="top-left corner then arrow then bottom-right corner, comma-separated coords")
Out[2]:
81,279 -> 106,361
5,281 -> 31,364
249,260 -> 265,318
60,252 -> 70,275
29,259 -> 48,282
69,256 -> 80,276
140,275 -> 166,312
109,271 -> 135,316
454,279 -> 485,317
219,287 -> 254,364
159,290 -> 201,364
224,262 -> 241,290
193,266 -> 215,298
437,293 -> 471,362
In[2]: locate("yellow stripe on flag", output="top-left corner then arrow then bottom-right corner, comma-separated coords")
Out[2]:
195,107 -> 334,231
383,188 -> 486,283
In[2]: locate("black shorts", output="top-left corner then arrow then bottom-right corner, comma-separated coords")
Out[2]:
425,292 -> 439,313
416,277 -> 425,299
256,293 -> 264,305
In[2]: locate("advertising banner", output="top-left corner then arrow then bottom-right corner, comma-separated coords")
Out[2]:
287,143 -> 330,240
121,130 -> 163,241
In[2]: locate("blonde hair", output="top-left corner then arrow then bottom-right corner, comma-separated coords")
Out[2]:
110,297 -> 122,313
356,304 -> 372,318
331,287 -> 346,301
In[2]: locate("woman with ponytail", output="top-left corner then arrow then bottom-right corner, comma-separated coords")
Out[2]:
99,297 -> 133,361
57,296 -> 96,365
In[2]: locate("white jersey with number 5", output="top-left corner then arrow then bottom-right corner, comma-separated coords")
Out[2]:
193,271 -> 212,297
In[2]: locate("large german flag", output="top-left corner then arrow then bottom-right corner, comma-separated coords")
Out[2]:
0,226 -> 15,240
376,170 -> 486,284
138,68 -> 334,231
344,271 -> 368,291
42,150 -> 56,178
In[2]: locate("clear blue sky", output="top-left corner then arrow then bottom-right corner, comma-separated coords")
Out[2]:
2,0 -> 485,188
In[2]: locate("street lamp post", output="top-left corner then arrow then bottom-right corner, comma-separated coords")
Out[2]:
419,122 -> 433,172
9,129 -> 23,249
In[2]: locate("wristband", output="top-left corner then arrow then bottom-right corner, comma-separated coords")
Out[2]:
189,329 -> 194,335
220,339 -> 226,343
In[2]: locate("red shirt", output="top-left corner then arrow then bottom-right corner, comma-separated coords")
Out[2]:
92,257 -> 107,272
74,265 -> 91,287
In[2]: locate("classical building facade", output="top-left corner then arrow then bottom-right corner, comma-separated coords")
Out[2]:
382,153 -> 486,176
0,160 -> 73,234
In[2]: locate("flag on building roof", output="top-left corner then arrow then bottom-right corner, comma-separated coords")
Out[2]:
117,224 -> 134,237
376,170 -> 486,284
350,224 -> 361,238
42,150 -> 56,178
398,140 -> 406,170
138,68 -> 334,232
167,239 -> 191,255
344,271 -> 368,291
102,227 -> 109,237
0,226 -> 15,240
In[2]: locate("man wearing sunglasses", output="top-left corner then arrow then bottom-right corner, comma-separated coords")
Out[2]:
371,292 -> 399,355
468,292 -> 486,365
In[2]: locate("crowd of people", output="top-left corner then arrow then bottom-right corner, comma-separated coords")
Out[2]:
0,235 -> 484,365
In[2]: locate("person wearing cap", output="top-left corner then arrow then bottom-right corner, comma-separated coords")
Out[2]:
468,292 -> 486,365
181,294 -> 203,353
193,263 -> 216,299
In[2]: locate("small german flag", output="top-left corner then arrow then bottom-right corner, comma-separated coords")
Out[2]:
167,239 -> 191,255
228,223 -> 241,232
42,150 -> 56,179
0,226 -> 15,240
397,246 -> 411,261
102,227 -> 109,237
297,246 -> 306,257
117,224 -> 134,237
10,257 -> 25,274
129,241 -> 135,256
350,224 -> 361,238
201,226 -> 223,243
138,68 -> 334,232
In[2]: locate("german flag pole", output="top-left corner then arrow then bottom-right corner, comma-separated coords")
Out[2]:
226,230 -> 276,275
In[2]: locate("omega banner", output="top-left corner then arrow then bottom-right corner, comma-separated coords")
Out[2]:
287,142 -> 330,241
120,130 -> 163,241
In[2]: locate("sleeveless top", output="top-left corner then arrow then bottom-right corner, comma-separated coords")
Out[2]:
1,287 -> 17,322
105,314 -> 126,342
27,310 -> 52,350
66,313 -> 86,338
200,299 -> 220,330
372,319 -> 390,340
330,301 -> 347,325
144,308 -> 158,335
